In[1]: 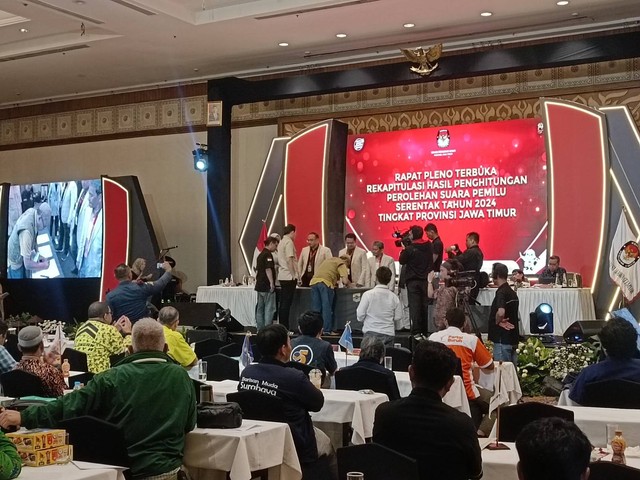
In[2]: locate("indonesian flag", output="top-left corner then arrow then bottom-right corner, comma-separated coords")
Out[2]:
251,222 -> 268,274
609,210 -> 640,302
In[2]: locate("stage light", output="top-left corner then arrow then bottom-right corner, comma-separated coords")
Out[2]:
192,147 -> 208,172
530,303 -> 554,334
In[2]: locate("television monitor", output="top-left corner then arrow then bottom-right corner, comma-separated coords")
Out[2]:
7,180 -> 103,279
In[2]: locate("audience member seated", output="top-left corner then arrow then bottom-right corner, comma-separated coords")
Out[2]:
14,326 -> 66,398
373,340 -> 483,480
74,301 -> 131,373
0,321 -> 17,375
538,255 -> 567,285
515,417 -> 591,480
339,336 -> 401,400
238,324 -> 335,476
0,432 -> 21,480
290,311 -> 337,385
106,261 -> 173,323
357,266 -> 402,347
157,306 -> 197,369
0,318 -> 197,480
429,307 -> 495,435
569,317 -> 640,405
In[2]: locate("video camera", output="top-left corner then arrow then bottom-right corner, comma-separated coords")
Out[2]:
392,228 -> 413,248
448,270 -> 477,290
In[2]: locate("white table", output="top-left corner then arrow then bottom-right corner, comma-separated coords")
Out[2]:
477,287 -> 596,335
207,380 -> 387,445
184,420 -> 302,480
481,442 -> 640,480
197,286 -> 257,327
19,462 -> 126,480
478,362 -> 522,412
394,372 -> 471,416
558,405 -> 640,448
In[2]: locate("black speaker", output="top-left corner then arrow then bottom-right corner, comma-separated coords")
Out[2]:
563,320 -> 607,344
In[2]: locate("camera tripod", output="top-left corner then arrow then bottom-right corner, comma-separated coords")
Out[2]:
455,286 -> 483,339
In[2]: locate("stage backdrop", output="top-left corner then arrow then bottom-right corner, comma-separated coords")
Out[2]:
345,118 -> 547,274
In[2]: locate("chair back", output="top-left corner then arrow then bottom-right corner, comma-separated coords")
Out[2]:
335,367 -> 394,397
499,402 -> 574,442
385,347 -> 412,372
193,338 -> 227,358
227,390 -> 287,423
337,443 -> 419,480
202,354 -> 240,381
61,348 -> 88,372
68,372 -> 95,388
589,461 -> 640,480
0,370 -> 50,397
4,334 -> 21,362
57,416 -> 131,476
582,379 -> 640,409
219,342 -> 243,357
110,352 -> 126,367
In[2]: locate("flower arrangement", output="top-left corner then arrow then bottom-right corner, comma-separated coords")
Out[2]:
5,313 -> 41,329
516,337 -> 552,396
547,343 -> 598,381
38,319 -> 62,334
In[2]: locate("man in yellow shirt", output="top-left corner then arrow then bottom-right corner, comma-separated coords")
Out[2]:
158,306 -> 197,368
309,255 -> 352,334
75,302 -> 131,373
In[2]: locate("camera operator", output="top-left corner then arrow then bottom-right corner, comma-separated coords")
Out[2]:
446,231 -> 484,299
427,259 -> 463,331
399,226 -> 433,337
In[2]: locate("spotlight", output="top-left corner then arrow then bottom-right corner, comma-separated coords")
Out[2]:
192,147 -> 208,172
530,303 -> 554,334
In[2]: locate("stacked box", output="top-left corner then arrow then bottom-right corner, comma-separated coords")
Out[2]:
6,429 -> 72,466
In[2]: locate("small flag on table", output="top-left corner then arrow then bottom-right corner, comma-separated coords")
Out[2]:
48,322 -> 67,356
241,333 -> 254,367
251,221 -> 269,274
338,322 -> 354,353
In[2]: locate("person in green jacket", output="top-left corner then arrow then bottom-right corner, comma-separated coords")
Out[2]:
0,433 -> 20,480
0,318 -> 196,480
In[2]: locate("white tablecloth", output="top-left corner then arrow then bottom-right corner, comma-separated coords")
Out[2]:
19,462 -> 125,480
197,286 -> 257,327
207,380 -> 387,445
184,420 -> 301,480
394,372 -> 471,416
477,287 -> 596,335
558,405 -> 640,448
478,362 -> 522,412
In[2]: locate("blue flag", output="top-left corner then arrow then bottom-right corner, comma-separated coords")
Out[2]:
338,323 -> 354,353
241,334 -> 253,367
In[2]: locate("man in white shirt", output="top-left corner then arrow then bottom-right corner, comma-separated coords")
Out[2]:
277,224 -> 299,330
339,233 -> 370,287
356,266 -> 402,347
367,241 -> 396,291
298,232 -> 332,287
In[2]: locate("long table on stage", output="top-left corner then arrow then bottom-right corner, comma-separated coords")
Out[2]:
196,285 -> 368,329
477,287 -> 596,335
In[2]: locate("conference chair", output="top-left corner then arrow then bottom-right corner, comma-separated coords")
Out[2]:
385,346 -> 412,372
0,370 -> 50,398
337,443 -> 419,480
202,354 -> 239,381
68,372 -> 95,388
4,333 -> 21,362
193,338 -> 227,358
498,402 -> 574,442
58,416 -> 131,480
227,390 -> 286,423
61,348 -> 89,372
219,342 -> 243,357
110,352 -> 126,367
589,461 -> 640,480
335,367 -> 398,399
582,379 -> 640,409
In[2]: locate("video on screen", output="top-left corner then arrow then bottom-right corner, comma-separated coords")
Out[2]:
7,180 -> 103,279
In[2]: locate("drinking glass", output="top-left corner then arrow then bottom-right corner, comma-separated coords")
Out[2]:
606,424 -> 619,447
218,279 -> 224,286
199,361 -> 208,381
346,473 -> 364,480
384,356 -> 393,370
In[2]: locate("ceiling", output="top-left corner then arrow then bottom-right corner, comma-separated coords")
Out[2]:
1,0 -> 640,107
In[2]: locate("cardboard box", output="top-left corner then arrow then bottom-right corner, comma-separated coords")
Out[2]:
7,429 -> 66,452
18,444 -> 72,467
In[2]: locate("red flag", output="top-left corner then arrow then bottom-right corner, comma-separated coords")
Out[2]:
252,222 -> 268,273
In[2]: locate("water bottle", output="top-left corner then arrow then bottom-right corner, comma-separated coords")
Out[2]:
73,381 -> 81,391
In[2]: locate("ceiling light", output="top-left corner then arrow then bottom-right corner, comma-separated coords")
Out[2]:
556,0 -> 569,5
403,23 -> 415,28
480,11 -> 493,17
278,42 -> 289,47
336,33 -> 347,38
19,28 -> 28,33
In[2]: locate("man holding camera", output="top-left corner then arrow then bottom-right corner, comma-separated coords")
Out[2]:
399,226 -> 433,337
446,232 -> 484,299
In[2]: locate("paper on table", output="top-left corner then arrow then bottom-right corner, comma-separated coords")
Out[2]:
73,461 -> 128,471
